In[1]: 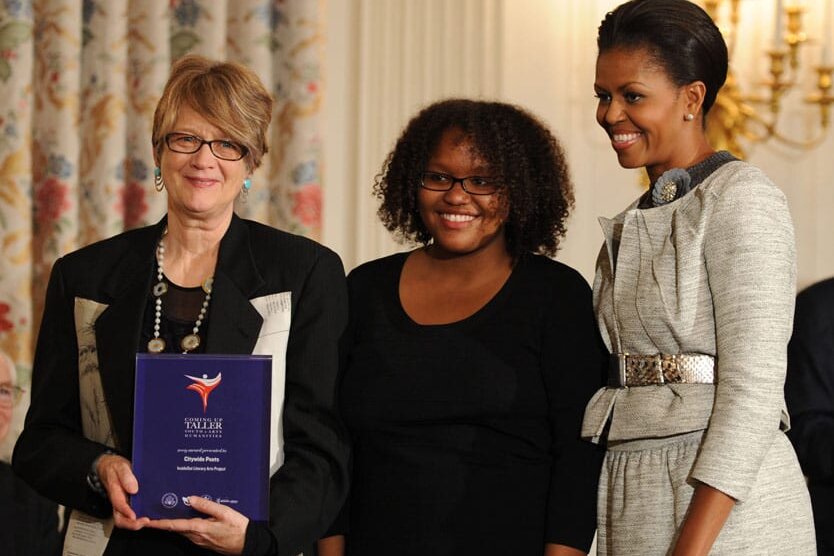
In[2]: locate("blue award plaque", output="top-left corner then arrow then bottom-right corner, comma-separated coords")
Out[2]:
131,354 -> 271,521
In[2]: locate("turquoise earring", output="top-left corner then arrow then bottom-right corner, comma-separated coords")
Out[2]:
154,167 -> 164,192
241,178 -> 252,201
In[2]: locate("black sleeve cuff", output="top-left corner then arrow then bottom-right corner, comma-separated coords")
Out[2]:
242,521 -> 279,556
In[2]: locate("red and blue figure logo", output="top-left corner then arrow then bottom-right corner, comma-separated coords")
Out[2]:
185,373 -> 222,413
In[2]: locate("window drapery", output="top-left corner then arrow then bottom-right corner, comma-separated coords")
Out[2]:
0,0 -> 324,455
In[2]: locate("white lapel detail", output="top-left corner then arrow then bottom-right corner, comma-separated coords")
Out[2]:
74,297 -> 116,448
65,297 -> 115,556
250,291 -> 291,476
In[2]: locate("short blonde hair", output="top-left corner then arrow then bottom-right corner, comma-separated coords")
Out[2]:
152,55 -> 273,172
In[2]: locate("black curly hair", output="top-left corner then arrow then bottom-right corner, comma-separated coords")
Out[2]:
374,99 -> 574,258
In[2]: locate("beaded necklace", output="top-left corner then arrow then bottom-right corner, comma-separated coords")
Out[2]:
147,231 -> 213,354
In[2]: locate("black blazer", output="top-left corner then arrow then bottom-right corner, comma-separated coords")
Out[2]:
785,277 -> 834,555
13,215 -> 350,555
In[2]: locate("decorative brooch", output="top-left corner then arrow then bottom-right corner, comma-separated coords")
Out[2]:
651,168 -> 692,207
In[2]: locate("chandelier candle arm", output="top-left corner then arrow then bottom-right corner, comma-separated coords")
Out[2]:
806,65 -> 834,128
766,49 -> 790,116
774,0 -> 784,50
704,0 -> 719,21
785,4 -> 808,70
824,0 -> 833,66
704,0 -> 830,156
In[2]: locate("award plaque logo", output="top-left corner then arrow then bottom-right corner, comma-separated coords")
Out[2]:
185,372 -> 222,413
161,492 -> 178,508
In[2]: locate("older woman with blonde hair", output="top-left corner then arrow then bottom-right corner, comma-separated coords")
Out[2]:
13,55 -> 349,556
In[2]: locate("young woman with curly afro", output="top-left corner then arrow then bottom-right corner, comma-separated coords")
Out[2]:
319,98 -> 607,556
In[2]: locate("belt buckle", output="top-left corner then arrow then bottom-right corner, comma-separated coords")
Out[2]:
618,352 -> 627,388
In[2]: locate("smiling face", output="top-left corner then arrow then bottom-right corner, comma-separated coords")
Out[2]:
418,128 -> 508,259
594,46 -> 703,182
157,104 -> 249,224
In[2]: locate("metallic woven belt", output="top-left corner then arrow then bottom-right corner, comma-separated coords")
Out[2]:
608,353 -> 715,388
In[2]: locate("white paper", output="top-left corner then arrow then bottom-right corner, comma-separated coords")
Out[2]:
62,511 -> 113,556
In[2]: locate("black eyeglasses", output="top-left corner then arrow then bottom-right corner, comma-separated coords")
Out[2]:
164,133 -> 249,161
420,171 -> 501,196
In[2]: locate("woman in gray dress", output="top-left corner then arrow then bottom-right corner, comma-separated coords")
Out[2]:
581,0 -> 816,554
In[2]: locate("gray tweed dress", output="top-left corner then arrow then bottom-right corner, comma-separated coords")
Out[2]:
582,160 -> 816,555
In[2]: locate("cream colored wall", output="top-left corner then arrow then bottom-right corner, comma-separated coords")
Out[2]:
324,0 -> 834,290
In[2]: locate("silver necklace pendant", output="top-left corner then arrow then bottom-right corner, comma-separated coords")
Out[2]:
148,337 -> 166,353
149,229 -> 213,355
180,333 -> 201,352
153,281 -> 168,297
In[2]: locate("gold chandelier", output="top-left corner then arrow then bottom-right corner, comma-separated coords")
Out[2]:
704,0 -> 833,158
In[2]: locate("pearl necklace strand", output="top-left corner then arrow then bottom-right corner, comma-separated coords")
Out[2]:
147,231 -> 214,354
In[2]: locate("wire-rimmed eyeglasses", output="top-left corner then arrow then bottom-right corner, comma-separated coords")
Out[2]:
420,171 -> 502,196
164,133 -> 249,161
0,384 -> 24,408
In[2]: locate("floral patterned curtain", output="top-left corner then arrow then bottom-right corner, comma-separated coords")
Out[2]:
0,0 -> 324,456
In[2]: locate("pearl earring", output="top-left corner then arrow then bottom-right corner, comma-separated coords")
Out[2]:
684,113 -> 695,122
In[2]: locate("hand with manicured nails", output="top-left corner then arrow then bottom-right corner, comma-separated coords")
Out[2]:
146,494 -> 249,555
